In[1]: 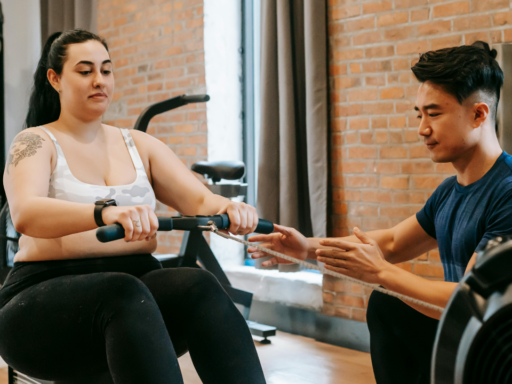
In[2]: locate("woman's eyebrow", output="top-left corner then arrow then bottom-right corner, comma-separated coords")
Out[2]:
74,60 -> 112,66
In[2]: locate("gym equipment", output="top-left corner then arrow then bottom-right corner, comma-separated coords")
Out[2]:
96,214 -> 273,243
432,236 -> 512,384
133,93 -> 278,342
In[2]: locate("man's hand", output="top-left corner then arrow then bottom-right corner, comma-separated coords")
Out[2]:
248,224 -> 309,267
317,227 -> 390,285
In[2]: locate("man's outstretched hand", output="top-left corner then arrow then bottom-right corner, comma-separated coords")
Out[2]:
248,224 -> 309,267
317,227 -> 389,285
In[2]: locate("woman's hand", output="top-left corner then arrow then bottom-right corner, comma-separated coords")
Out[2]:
102,204 -> 159,242
248,224 -> 308,267
316,227 -> 389,285
217,201 -> 259,235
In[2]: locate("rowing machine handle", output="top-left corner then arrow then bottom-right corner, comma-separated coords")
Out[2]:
96,215 -> 274,243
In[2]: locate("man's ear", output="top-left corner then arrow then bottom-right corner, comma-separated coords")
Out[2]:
473,102 -> 490,128
47,69 -> 60,92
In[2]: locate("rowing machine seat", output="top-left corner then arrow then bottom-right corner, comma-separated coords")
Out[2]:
191,161 -> 245,183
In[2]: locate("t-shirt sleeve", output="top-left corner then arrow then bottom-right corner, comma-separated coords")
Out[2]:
416,190 -> 438,240
475,190 -> 512,252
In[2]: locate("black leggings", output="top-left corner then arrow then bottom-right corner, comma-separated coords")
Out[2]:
0,254 -> 266,383
366,291 -> 439,384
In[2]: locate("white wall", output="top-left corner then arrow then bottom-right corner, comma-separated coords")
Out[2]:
204,0 -> 244,266
3,0 -> 41,155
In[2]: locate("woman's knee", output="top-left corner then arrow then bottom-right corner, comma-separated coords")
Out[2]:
98,273 -> 157,315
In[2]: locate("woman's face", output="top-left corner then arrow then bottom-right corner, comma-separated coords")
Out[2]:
49,40 -> 114,122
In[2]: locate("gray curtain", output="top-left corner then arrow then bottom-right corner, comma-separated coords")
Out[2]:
40,0 -> 97,44
258,0 -> 328,243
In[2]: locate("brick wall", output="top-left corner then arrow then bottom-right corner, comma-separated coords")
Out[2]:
97,0 -> 206,254
325,0 -> 512,322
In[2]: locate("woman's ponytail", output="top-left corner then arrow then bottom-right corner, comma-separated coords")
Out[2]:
24,29 -> 109,129
25,32 -> 62,128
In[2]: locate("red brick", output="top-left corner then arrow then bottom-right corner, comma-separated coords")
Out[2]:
473,0 -> 508,11
349,89 -> 379,102
413,264 -> 444,278
324,275 -> 351,292
377,11 -> 408,27
365,45 -> 395,58
348,204 -> 378,217
433,2 -> 469,18
417,20 -> 451,36
344,16 -> 375,32
334,306 -> 352,319
411,8 -> 429,22
349,117 -> 370,130
381,176 -> 409,189
401,161 -> 434,173
362,1 -> 392,14
332,4 -> 361,20
348,147 -> 378,159
412,176 -> 445,189
353,31 -> 382,46
362,102 -> 394,115
380,206 -> 412,218
389,116 -> 406,128
384,26 -> 415,41
465,32 -> 490,46
381,87 -> 404,99
347,176 -> 378,188
366,75 -> 386,86
453,15 -> 491,31
334,77 -> 361,89
334,294 -> 366,308
371,117 -> 388,129
396,40 -> 429,55
330,64 -> 348,76
340,162 -> 367,173
334,49 -> 364,61
380,147 -> 408,158
374,161 -> 401,173
374,131 -> 389,144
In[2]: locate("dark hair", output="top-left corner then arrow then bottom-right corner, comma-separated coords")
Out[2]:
411,41 -> 504,130
25,29 -> 109,128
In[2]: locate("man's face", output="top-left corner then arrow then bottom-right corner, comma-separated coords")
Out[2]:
415,81 -> 479,163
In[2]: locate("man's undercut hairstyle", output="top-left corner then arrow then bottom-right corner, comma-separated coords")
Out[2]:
25,29 -> 109,129
411,41 -> 504,130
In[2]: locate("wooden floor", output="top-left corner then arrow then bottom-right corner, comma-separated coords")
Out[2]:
0,331 -> 376,384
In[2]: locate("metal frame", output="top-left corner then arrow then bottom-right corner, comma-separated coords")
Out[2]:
242,0 -> 256,208
170,230 -> 254,319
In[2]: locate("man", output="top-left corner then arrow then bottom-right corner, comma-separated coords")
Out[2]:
249,41 -> 512,383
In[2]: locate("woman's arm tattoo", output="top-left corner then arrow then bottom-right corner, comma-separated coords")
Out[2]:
6,132 -> 45,174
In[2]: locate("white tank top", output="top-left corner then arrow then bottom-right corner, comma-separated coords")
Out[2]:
39,127 -> 156,209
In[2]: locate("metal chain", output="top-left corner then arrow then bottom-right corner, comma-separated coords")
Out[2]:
207,224 -> 444,314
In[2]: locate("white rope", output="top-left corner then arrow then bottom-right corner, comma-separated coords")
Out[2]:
208,225 -> 444,314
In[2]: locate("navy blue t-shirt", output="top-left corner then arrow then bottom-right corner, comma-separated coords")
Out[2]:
416,151 -> 512,282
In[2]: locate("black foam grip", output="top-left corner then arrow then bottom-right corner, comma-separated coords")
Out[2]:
255,219 -> 274,234
213,215 -> 273,234
96,223 -> 125,243
96,216 -> 274,243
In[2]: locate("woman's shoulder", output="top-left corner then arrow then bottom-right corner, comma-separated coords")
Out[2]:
11,127 -> 56,151
102,124 -> 154,143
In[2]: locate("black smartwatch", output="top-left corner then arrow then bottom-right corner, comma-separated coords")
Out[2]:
94,199 -> 117,227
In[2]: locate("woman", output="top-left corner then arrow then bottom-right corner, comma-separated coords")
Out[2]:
0,29 -> 266,384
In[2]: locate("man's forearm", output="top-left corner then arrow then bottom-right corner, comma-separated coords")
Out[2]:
378,264 -> 457,319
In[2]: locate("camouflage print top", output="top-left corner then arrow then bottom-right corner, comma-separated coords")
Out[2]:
40,127 -> 156,210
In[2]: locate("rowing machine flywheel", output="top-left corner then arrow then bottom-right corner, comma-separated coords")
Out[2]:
432,236 -> 512,383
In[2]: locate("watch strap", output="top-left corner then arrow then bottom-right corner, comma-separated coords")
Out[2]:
94,199 -> 117,227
